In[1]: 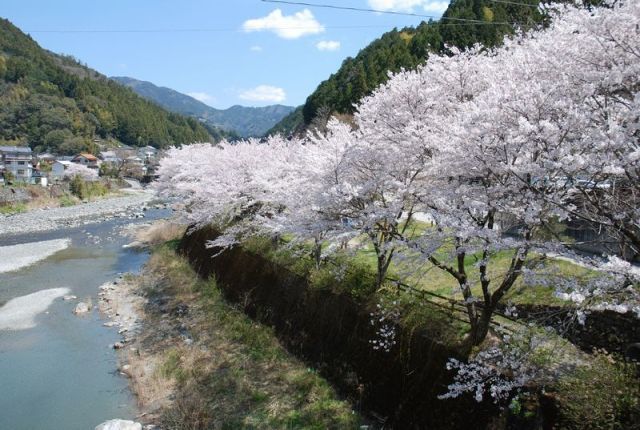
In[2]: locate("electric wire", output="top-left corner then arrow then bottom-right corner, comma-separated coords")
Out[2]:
26,0 -> 537,34
261,0 -> 525,25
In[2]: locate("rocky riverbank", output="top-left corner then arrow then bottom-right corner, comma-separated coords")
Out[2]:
0,191 -> 158,237
98,222 -> 360,429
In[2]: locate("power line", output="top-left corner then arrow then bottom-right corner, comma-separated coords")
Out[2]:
261,0 -> 519,25
261,0 -> 438,19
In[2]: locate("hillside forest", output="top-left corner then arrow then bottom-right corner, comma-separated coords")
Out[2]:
0,18 -> 224,154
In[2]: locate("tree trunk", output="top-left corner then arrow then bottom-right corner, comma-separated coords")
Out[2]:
468,306 -> 493,346
312,237 -> 322,269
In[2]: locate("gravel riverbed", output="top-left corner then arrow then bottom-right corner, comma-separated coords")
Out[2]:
0,191 -> 155,237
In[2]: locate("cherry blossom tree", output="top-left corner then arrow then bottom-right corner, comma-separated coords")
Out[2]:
63,162 -> 98,181
530,1 -> 640,261
154,0 -> 640,404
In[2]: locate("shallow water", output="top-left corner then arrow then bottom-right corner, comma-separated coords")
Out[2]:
0,209 -> 169,430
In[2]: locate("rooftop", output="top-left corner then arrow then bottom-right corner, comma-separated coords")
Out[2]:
74,153 -> 98,161
0,146 -> 32,154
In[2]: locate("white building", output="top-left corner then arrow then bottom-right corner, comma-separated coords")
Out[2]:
0,146 -> 33,183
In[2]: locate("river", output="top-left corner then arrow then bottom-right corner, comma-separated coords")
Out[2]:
0,207 -> 168,430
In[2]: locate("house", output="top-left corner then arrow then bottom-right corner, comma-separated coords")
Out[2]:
122,155 -> 146,177
116,145 -> 137,159
0,146 -> 33,183
37,153 -> 57,164
50,160 -> 71,181
137,145 -> 158,161
99,150 -> 122,165
72,153 -> 99,169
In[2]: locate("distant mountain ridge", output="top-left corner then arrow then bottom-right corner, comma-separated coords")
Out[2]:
111,76 -> 295,137
0,18 -> 220,154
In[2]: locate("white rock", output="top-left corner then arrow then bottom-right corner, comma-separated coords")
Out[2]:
95,419 -> 142,430
63,295 -> 77,301
120,364 -> 133,377
74,302 -> 91,315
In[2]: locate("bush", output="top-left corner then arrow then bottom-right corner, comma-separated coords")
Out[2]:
69,175 -> 108,200
309,256 -> 377,300
0,202 -> 26,215
58,194 -> 76,207
553,352 -> 640,429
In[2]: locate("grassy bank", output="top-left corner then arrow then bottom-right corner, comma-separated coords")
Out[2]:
220,232 -> 639,428
241,224 -> 596,309
129,241 -> 360,429
0,180 -> 125,215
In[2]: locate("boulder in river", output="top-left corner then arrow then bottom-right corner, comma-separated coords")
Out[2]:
73,302 -> 91,315
95,419 -> 142,430
120,364 -> 133,378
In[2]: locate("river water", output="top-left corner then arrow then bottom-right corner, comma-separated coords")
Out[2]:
0,209 -> 168,430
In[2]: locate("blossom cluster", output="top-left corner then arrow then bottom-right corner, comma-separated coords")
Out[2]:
369,299 -> 401,352
156,1 -> 640,403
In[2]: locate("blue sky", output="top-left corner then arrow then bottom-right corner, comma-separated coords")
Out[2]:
2,0 -> 449,109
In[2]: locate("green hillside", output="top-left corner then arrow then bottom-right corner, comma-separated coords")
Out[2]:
0,18 -> 222,154
112,76 -> 295,138
264,105 -> 304,137
270,0 -> 545,135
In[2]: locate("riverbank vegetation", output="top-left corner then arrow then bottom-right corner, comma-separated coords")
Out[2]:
0,177 -> 125,215
180,226 -> 640,428
125,237 -> 360,429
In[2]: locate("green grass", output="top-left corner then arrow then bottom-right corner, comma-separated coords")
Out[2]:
0,202 -> 27,215
58,194 -> 77,207
335,220 -> 594,307
553,352 -> 640,429
146,246 -> 360,430
152,231 -> 638,430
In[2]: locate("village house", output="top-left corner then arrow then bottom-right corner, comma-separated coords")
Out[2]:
137,145 -> 158,161
49,160 -> 72,181
0,146 -> 33,183
99,150 -> 122,165
37,153 -> 57,164
72,152 -> 99,169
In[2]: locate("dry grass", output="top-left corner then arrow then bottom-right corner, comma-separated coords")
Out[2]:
125,348 -> 175,411
134,221 -> 186,247
126,246 -> 359,429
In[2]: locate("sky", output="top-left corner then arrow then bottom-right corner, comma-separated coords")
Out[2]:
1,0 -> 450,109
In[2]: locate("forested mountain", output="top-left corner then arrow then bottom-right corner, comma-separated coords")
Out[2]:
265,106 -> 304,137
112,76 -> 295,137
270,0 -> 545,135
0,18 -> 224,154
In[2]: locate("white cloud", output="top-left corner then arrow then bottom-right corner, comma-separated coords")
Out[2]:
242,9 -> 324,39
421,1 -> 449,13
316,40 -> 341,51
239,85 -> 286,103
250,45 -> 263,52
368,0 -> 449,14
187,92 -> 216,105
